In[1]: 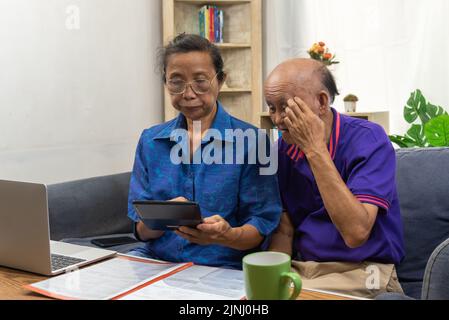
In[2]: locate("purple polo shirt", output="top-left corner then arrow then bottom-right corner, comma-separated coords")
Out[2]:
278,108 -> 405,265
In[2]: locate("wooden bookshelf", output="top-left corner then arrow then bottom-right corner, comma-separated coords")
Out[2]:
343,111 -> 390,134
162,0 -> 263,126
259,112 -> 273,131
215,43 -> 251,49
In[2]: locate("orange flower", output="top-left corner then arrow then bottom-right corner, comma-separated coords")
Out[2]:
308,41 -> 339,65
310,43 -> 320,51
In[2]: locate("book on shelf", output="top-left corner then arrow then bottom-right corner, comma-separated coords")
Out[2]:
25,254 -> 246,300
199,5 -> 224,43
199,8 -> 205,38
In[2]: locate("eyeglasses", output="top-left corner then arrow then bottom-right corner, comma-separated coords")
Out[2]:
166,73 -> 219,95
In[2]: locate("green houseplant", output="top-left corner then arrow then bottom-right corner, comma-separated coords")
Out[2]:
389,89 -> 449,148
343,94 -> 358,113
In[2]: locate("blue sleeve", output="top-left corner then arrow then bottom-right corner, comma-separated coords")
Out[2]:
238,133 -> 283,239
127,131 -> 152,223
346,126 -> 396,213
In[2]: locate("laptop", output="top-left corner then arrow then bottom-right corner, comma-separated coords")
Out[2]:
0,180 -> 117,276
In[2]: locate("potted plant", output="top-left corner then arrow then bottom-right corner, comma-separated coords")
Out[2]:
389,89 -> 449,148
343,94 -> 358,113
307,42 -> 340,66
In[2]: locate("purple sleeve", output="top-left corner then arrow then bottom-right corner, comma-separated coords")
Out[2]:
346,126 -> 396,213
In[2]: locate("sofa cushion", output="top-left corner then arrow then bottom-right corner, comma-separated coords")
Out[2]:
395,148 -> 449,298
375,292 -> 416,300
399,282 -> 422,300
61,233 -> 141,254
48,172 -> 132,240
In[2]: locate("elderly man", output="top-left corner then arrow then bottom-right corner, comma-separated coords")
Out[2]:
266,58 -> 405,298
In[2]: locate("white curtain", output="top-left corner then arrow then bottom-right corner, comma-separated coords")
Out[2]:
264,0 -> 449,135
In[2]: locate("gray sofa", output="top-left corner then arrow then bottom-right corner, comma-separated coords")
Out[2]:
48,172 -> 140,254
50,148 -> 449,299
378,147 -> 449,299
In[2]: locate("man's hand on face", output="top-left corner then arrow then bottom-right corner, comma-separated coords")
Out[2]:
283,97 -> 327,156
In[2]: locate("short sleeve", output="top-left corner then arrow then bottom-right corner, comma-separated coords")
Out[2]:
127,131 -> 152,222
346,126 -> 397,213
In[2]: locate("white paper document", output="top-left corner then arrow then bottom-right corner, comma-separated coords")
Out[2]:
120,265 -> 245,300
26,255 -> 245,300
26,256 -> 191,300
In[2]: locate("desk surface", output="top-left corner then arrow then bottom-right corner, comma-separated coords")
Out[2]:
0,265 -> 353,301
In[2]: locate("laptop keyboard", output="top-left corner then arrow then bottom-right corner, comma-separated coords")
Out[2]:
51,254 -> 86,271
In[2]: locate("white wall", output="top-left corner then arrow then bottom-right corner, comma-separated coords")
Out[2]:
0,0 -> 163,184
263,0 -> 449,136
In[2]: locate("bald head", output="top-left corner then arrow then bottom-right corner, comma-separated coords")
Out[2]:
266,58 -> 323,87
265,58 -> 339,104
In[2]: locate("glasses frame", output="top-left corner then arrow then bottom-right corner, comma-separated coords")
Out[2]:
165,72 -> 220,95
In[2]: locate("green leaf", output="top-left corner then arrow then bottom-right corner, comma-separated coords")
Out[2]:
389,136 -> 408,148
404,90 -> 427,124
405,125 -> 427,147
427,104 -> 447,119
399,89 -> 449,147
389,135 -> 418,148
424,115 -> 449,147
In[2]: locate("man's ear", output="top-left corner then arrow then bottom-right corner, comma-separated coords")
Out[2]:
318,91 -> 330,115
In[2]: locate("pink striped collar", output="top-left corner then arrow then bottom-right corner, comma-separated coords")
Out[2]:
285,144 -> 305,162
328,108 -> 341,160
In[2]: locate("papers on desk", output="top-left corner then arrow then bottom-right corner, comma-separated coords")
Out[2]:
121,265 -> 245,300
25,255 -> 245,300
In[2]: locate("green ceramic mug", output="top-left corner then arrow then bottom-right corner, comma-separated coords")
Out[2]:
243,252 -> 302,300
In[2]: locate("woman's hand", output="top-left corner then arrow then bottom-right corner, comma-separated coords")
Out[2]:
175,215 -> 240,246
170,196 -> 189,202
135,196 -> 189,242
136,221 -> 165,242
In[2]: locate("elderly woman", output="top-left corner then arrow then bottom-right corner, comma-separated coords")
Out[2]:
127,34 -> 282,269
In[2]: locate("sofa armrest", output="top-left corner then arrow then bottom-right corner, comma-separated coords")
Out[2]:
421,237 -> 449,300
